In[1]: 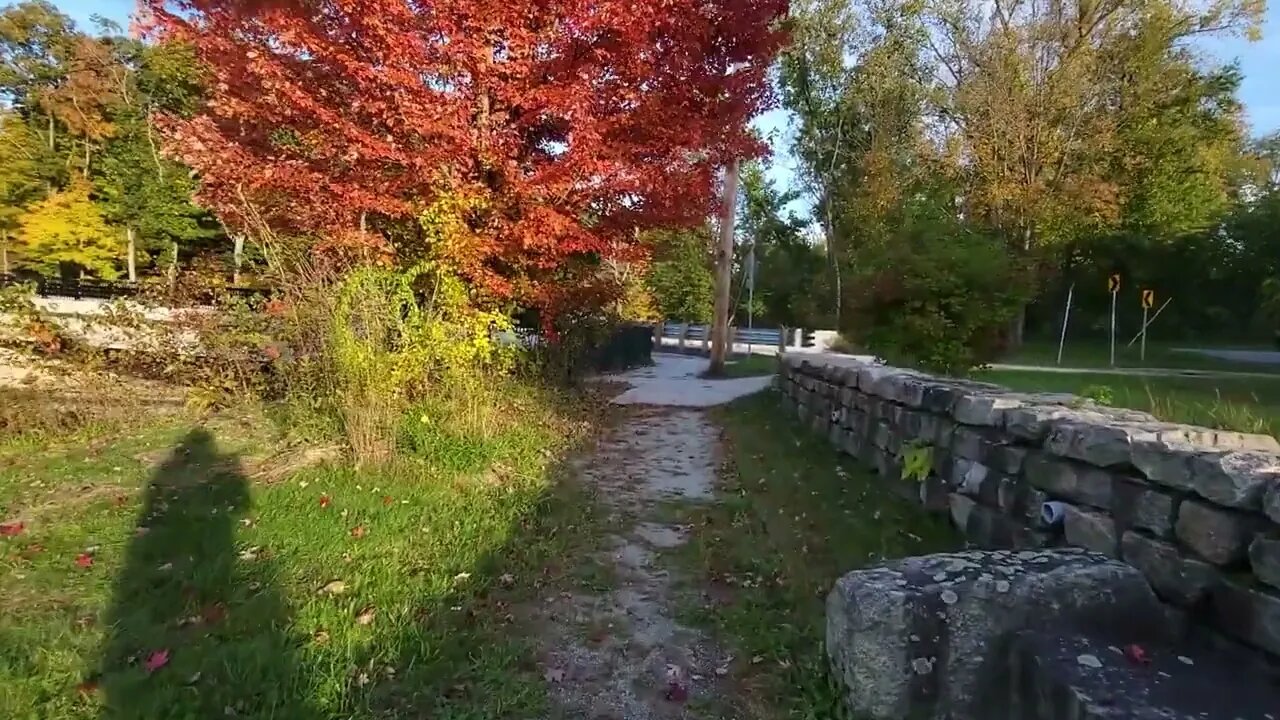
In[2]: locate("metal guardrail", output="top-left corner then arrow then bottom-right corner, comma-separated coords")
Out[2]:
657,321 -> 801,349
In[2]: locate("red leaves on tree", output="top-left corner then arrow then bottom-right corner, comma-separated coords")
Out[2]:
144,0 -> 788,311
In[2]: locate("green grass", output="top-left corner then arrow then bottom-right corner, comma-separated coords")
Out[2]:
0,387 -> 603,719
983,369 -> 1280,437
721,354 -> 779,378
1001,339 -> 1280,374
669,390 -> 957,719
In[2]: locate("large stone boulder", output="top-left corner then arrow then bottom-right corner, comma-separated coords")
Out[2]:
826,549 -> 1166,720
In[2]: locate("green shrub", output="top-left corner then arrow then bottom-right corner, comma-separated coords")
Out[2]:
1081,384 -> 1115,405
326,263 -> 514,464
846,231 -> 1031,375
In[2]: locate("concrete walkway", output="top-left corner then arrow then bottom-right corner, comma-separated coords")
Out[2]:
605,354 -> 773,407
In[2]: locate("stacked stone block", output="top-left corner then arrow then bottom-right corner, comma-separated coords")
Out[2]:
778,355 -> 1280,658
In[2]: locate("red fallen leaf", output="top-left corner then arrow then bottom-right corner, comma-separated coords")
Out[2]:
350,525 -> 367,539
0,521 -> 24,537
144,649 -> 170,673
75,553 -> 94,568
319,495 -> 331,508
664,664 -> 689,703
1123,644 -> 1151,665
382,495 -> 394,506
76,678 -> 99,695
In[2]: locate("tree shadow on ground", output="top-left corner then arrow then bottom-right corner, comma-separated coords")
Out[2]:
91,428 -> 316,719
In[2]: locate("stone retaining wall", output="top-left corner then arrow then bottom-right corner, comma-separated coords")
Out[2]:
779,354 -> 1280,659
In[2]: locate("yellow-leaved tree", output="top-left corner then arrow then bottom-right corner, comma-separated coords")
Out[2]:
17,180 -> 120,278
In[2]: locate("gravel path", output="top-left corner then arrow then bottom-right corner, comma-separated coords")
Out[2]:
535,356 -> 769,719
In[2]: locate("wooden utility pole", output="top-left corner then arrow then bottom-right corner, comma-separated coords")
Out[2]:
708,159 -> 739,376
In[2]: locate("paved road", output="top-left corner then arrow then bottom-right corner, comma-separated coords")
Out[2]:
1171,348 -> 1280,366
793,351 -> 1280,381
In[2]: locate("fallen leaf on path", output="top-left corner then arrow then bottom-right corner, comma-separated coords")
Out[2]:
499,573 -> 516,586
238,546 -> 261,561
1123,644 -> 1150,665
355,606 -> 376,625
543,667 -> 565,683
319,495 -> 331,508
75,678 -> 99,695
319,580 -> 347,595
350,525 -> 366,539
144,649 -> 170,673
75,553 -> 94,569
1,521 -> 24,537
664,664 -> 689,703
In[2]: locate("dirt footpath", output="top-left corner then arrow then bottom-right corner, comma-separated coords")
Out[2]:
535,355 -> 770,719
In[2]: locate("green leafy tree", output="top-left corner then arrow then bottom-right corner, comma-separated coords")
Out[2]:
736,161 -> 834,328
16,178 -> 120,278
646,227 -> 715,323
0,111 -> 45,272
95,110 -> 212,281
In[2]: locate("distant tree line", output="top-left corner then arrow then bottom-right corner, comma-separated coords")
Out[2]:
772,0 -> 1275,369
0,1 -> 243,286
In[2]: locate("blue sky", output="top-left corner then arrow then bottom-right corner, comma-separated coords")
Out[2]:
54,0 -> 1280,206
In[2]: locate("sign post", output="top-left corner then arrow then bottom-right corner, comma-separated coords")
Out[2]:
1056,283 -> 1075,366
1140,289 -> 1155,364
1108,274 -> 1120,366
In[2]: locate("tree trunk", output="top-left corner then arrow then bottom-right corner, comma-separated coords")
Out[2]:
1008,306 -> 1026,349
168,241 -> 178,291
709,159 -> 740,376
232,233 -> 244,285
126,227 -> 137,283
826,196 -> 841,329
1005,224 -> 1035,350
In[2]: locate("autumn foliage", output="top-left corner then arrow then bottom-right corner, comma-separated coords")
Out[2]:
143,0 -> 788,311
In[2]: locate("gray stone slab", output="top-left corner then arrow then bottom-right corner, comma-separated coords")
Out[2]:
1011,628 -> 1280,720
826,549 -> 1165,720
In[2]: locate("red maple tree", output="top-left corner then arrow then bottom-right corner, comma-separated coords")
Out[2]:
143,0 -> 787,310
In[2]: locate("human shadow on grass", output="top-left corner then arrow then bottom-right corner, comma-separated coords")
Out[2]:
90,428 -> 316,719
